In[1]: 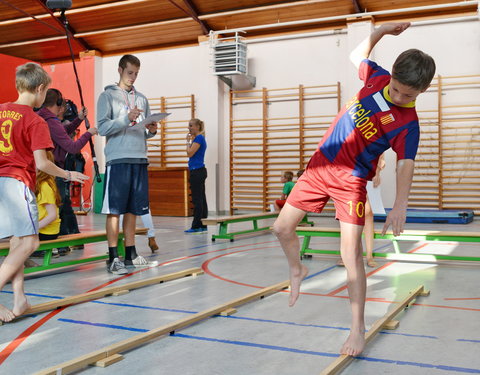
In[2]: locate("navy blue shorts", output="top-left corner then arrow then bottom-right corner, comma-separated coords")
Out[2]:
101,163 -> 150,216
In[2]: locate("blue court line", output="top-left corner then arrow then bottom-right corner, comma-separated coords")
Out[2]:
457,339 -> 480,344
57,319 -> 478,373
58,318 -> 148,333
172,333 -> 480,374
1,289 -> 438,340
305,265 -> 337,280
1,290 -> 63,299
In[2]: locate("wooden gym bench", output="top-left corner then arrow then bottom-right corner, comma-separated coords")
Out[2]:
0,228 -> 148,274
203,212 -> 313,242
296,226 -> 480,262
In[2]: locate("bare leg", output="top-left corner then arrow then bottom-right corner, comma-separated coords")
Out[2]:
272,203 -> 309,307
11,267 -> 30,317
364,199 -> 377,267
0,235 -> 38,321
123,213 -> 137,247
339,221 -> 366,356
106,214 -> 120,247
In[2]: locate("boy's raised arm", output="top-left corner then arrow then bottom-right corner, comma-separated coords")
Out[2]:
349,22 -> 411,69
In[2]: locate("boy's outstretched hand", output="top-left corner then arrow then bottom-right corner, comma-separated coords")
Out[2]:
381,207 -> 407,236
380,22 -> 411,36
69,171 -> 90,184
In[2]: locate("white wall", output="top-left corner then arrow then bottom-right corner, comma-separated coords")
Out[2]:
94,17 -> 480,213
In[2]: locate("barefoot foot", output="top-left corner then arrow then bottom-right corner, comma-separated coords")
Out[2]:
12,295 -> 30,318
336,258 -> 344,267
340,329 -> 366,356
367,258 -> 378,268
0,304 -> 16,323
288,264 -> 309,307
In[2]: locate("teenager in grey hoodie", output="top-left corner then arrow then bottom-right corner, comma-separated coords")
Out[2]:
97,54 -> 158,274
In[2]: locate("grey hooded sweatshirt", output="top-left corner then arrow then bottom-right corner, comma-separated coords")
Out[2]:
97,84 -> 156,165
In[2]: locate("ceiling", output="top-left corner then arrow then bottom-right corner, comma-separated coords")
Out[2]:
0,0 -> 477,63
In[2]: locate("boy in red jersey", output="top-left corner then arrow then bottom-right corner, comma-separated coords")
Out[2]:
273,22 -> 435,356
0,62 -> 89,322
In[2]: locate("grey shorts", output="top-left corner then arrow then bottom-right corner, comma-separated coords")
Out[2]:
0,177 -> 39,239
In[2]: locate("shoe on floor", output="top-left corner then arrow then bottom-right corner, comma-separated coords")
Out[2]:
58,247 -> 70,256
24,259 -> 40,268
184,228 -> 202,233
148,237 -> 159,252
124,255 -> 158,268
199,227 -> 208,232
70,245 -> 84,250
52,248 -> 60,258
106,257 -> 128,275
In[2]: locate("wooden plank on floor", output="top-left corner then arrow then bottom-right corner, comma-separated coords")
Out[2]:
23,267 -> 204,316
319,285 -> 427,375
34,279 -> 290,375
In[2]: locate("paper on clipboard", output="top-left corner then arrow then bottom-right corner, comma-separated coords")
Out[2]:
138,112 -> 170,127
366,181 -> 386,215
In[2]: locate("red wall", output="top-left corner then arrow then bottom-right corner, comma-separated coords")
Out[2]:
0,53 -> 32,103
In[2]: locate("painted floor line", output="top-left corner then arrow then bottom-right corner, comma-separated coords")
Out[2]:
171,333 -> 480,374
55,318 -> 464,373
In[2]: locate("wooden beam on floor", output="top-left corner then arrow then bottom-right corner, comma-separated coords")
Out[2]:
24,267 -> 204,316
319,285 -> 429,375
34,279 -> 289,375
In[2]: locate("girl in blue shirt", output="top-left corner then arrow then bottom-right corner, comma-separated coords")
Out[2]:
185,118 -> 208,233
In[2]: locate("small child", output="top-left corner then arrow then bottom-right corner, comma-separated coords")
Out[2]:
274,171 -> 295,211
25,151 -> 62,266
37,151 -> 62,240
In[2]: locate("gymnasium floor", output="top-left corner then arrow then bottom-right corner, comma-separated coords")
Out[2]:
0,213 -> 479,374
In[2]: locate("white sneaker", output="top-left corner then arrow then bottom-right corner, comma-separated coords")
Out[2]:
125,255 -> 158,268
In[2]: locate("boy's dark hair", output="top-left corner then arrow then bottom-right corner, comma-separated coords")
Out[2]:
42,88 -> 64,108
119,54 -> 140,69
283,171 -> 294,181
392,49 -> 436,91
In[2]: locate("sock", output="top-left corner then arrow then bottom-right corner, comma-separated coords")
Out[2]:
125,245 -> 138,261
108,246 -> 118,263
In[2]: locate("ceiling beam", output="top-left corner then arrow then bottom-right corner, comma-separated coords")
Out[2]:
167,0 -> 210,34
33,0 -> 91,51
351,0 -> 364,14
183,0 -> 211,34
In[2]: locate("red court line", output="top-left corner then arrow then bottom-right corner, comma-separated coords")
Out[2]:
201,244 -> 480,313
201,246 -> 281,289
326,243 -> 430,297
444,297 -> 480,301
0,240 -> 276,366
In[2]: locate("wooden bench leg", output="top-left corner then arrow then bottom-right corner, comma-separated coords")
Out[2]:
300,236 -> 311,259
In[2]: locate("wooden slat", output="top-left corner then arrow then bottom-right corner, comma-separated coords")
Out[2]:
320,285 -> 428,375
24,268 -> 203,316
35,280 -> 290,375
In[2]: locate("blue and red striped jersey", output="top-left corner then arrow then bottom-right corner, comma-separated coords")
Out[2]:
315,59 -> 420,180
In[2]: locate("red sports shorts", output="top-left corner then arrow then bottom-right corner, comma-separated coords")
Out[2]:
286,151 -> 367,225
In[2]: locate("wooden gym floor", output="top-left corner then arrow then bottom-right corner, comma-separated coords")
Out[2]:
0,213 -> 479,374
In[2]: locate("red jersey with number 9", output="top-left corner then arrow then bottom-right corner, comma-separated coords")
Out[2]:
0,103 -> 53,191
